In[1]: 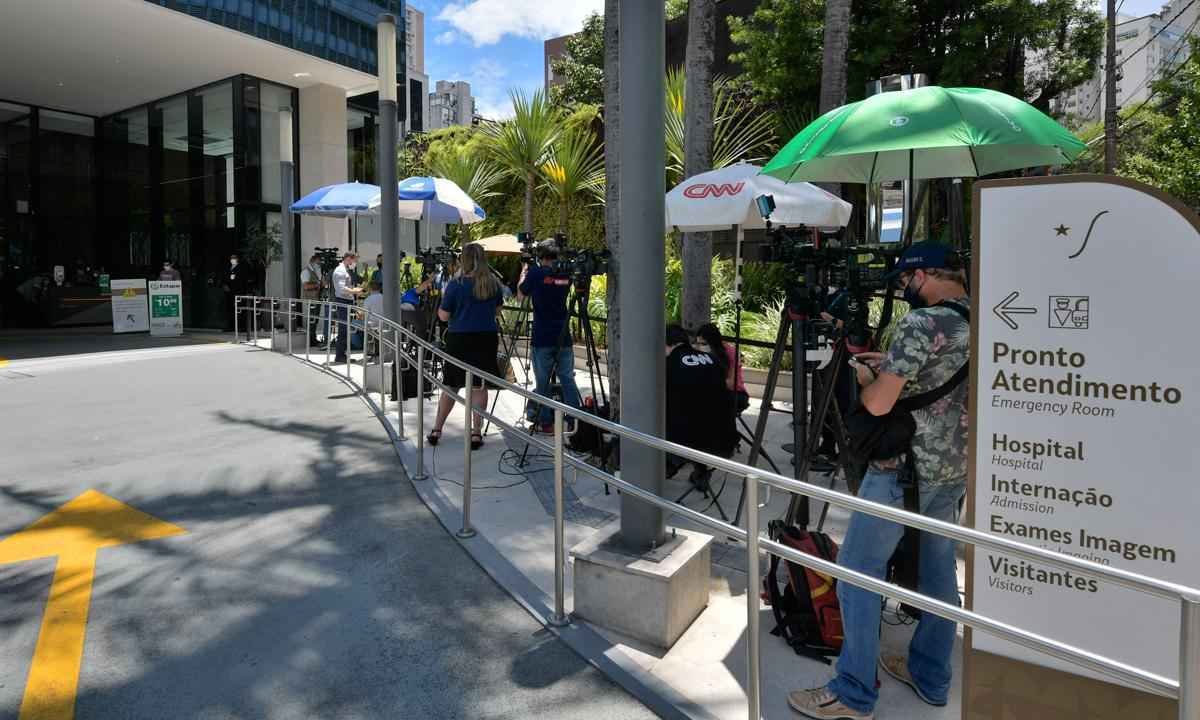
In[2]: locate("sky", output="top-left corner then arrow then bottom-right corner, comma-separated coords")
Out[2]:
414,0 -> 604,119
412,0 -> 1177,121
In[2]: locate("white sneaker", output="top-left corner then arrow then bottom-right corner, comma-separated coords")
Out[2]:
787,687 -> 874,719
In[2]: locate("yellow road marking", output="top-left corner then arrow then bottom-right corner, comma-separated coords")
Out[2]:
0,490 -> 185,720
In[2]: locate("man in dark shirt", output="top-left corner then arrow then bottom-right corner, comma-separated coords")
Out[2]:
664,324 -> 737,486
517,241 -> 581,431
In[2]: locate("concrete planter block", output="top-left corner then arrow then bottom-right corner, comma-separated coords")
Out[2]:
364,361 -> 394,394
271,329 -> 308,353
571,526 -> 712,649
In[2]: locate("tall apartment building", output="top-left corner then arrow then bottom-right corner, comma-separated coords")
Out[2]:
429,80 -> 475,129
405,4 -> 429,133
1049,11 -> 1192,125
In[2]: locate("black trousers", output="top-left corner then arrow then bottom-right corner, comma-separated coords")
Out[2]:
333,297 -> 352,360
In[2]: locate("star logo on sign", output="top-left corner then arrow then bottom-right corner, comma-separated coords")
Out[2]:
1054,224 -> 1070,236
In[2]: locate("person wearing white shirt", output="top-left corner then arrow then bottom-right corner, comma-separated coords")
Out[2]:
331,253 -> 361,362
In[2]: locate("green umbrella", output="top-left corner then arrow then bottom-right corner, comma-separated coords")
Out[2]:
761,86 -> 1087,184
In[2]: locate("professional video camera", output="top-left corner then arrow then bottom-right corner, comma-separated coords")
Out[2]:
518,231 -> 538,265
313,247 -> 341,274
548,233 -> 611,280
415,245 -> 458,271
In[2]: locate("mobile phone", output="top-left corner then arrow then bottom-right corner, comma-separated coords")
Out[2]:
848,356 -> 863,368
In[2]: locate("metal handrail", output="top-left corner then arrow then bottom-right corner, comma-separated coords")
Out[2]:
236,295 -> 1200,717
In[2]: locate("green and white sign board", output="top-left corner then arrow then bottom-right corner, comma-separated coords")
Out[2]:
148,281 -> 183,337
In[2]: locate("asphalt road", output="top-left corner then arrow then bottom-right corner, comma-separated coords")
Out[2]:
0,338 -> 656,720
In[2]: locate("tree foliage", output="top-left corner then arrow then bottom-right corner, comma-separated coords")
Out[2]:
550,12 -> 604,106
664,68 -> 777,187
731,0 -> 1103,121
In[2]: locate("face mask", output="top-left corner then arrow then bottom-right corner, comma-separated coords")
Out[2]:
903,274 -> 926,309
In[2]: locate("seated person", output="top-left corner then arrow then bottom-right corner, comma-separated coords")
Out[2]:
401,277 -> 434,310
665,324 -> 738,489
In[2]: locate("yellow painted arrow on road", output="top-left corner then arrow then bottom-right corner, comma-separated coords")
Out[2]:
0,490 -> 185,720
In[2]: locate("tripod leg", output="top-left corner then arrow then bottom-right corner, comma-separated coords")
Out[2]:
733,309 -> 790,527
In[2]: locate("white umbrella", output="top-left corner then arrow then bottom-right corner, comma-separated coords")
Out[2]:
665,162 -> 852,232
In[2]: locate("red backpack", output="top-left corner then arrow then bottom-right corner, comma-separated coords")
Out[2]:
762,523 -> 844,663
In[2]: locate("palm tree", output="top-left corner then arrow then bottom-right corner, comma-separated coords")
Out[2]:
427,150 -> 504,246
681,0 -> 716,330
819,0 -> 852,199
665,69 -> 776,188
483,89 -> 562,234
539,127 -> 604,233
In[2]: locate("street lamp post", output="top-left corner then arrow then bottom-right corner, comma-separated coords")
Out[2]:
377,14 -> 401,324
617,0 -> 667,552
279,107 -> 295,305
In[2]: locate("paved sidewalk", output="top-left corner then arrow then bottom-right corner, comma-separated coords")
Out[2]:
0,334 -> 656,720
263,334 -> 965,720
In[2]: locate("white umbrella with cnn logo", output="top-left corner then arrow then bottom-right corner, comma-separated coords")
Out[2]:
664,162 -> 851,232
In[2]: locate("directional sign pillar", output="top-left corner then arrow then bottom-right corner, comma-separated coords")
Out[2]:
965,175 -> 1200,719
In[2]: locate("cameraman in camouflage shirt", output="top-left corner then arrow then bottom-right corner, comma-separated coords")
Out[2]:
790,243 -> 969,720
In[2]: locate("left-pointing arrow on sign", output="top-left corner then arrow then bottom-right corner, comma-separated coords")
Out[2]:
0,490 -> 185,720
992,290 -> 1039,331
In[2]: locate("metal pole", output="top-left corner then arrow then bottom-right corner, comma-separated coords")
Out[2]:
1180,595 -> 1200,720
269,299 -> 275,343
457,370 -> 477,539
378,319 -> 387,417
377,14 -> 401,325
280,107 -> 296,301
617,0 -> 667,552
346,307 -> 353,380
252,298 -> 259,343
234,296 -> 240,340
288,301 -> 294,355
304,300 -> 311,362
396,327 -> 406,440
745,473 -> 762,720
551,408 -> 570,627
325,302 -> 333,365
414,344 -> 426,479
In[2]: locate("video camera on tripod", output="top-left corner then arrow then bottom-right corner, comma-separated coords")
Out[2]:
415,245 -> 458,276
519,232 -> 611,282
312,247 -> 342,275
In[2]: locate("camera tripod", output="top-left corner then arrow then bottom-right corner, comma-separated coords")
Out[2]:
732,307 -> 862,532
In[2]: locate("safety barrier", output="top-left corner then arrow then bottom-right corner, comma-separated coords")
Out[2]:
236,295 -> 1200,720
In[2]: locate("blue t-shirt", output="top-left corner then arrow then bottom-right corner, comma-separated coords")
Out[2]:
440,277 -> 502,333
519,265 -> 571,347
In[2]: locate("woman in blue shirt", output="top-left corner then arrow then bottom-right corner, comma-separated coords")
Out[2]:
429,242 -> 503,450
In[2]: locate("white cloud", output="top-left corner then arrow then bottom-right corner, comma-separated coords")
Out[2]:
434,30 -> 457,45
436,0 -> 603,46
464,58 -> 516,120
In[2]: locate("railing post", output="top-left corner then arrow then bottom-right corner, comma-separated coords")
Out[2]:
1180,594 -> 1200,720
304,300 -> 311,363
457,370 -> 477,539
395,326 -> 406,440
234,296 -> 240,340
345,305 -> 353,380
252,298 -> 259,343
550,407 -> 570,627
287,301 -> 294,356
378,319 -> 387,417
325,302 -> 332,365
745,473 -> 762,720
269,298 -> 275,345
414,344 -> 426,480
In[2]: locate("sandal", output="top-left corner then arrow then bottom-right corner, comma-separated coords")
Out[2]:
427,429 -> 442,446
470,432 -> 484,451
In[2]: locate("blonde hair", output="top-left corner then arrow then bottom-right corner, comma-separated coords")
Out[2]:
458,243 -> 500,301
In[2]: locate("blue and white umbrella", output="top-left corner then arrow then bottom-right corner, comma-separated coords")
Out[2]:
289,181 -> 380,217
381,176 -> 486,225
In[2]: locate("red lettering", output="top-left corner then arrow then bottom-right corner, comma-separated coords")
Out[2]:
682,182 -> 745,199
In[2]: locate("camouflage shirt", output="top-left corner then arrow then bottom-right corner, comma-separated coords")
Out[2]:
878,297 -> 971,488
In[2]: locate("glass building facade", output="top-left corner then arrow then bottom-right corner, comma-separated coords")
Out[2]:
0,0 -> 404,328
144,0 -> 406,76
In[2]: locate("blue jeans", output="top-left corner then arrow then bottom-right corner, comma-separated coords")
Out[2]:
528,345 -> 581,425
827,469 -> 964,713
